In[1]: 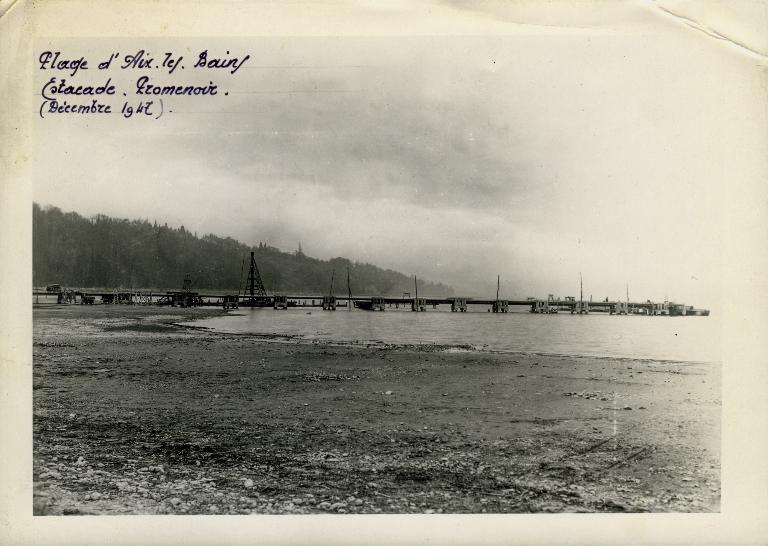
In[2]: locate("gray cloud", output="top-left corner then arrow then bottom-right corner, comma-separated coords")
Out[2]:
155,51 -> 534,212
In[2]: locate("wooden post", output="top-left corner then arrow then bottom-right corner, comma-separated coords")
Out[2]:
347,268 -> 352,312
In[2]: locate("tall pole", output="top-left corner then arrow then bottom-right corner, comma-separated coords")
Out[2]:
496,275 -> 500,302
414,275 -> 418,301
238,257 -> 245,298
580,272 -> 583,314
347,267 -> 352,311
249,251 -> 255,298
329,270 -> 335,297
626,282 -> 630,314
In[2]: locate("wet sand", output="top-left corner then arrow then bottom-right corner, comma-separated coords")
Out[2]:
33,305 -> 720,515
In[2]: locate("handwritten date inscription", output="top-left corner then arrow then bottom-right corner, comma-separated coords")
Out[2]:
37,48 -> 250,119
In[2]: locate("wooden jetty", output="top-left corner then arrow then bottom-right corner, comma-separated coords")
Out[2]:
33,254 -> 710,316
32,288 -> 709,316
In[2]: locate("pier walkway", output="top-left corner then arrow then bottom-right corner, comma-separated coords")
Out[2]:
32,290 -> 708,316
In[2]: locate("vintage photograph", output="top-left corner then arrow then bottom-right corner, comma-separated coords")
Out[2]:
22,1 -> 748,521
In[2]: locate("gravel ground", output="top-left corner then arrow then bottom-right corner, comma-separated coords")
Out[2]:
32,305 -> 720,515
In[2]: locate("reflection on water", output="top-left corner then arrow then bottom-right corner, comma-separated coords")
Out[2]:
186,307 -> 721,363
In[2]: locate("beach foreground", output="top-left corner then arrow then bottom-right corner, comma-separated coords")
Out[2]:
33,306 -> 720,515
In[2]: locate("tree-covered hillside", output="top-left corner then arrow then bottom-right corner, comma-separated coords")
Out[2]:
33,204 -> 453,296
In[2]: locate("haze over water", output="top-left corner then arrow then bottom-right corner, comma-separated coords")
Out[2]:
188,308 -> 720,363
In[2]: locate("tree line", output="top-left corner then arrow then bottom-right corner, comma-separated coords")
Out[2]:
32,203 -> 454,296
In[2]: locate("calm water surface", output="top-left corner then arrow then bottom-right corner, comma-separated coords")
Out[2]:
186,307 -> 721,363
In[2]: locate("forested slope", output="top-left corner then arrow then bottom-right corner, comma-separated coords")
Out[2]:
33,204 -> 453,296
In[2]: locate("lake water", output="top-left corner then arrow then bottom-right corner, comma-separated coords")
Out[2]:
186,307 -> 721,363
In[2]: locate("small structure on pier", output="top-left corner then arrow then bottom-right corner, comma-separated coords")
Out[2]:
573,301 -> 589,314
156,274 -> 202,307
55,289 -> 76,304
492,300 -> 509,313
157,291 -> 202,307
613,301 -> 629,315
450,297 -> 467,312
354,296 -> 386,311
160,290 -> 202,308
103,292 -> 134,305
371,296 -> 386,311
492,275 -> 508,312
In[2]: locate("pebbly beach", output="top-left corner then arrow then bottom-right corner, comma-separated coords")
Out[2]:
33,305 -> 720,515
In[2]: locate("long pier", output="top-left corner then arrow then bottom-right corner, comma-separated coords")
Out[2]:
32,290 -> 709,316
34,254 -> 709,315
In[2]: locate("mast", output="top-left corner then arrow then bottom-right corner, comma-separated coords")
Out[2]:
579,272 -> 583,313
626,282 -> 630,314
237,257 -> 245,298
249,253 -> 254,298
329,270 -> 335,297
347,267 -> 352,311
414,275 -> 418,301
496,274 -> 500,302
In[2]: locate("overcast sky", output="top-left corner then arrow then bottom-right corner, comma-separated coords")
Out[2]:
32,1 -> 765,309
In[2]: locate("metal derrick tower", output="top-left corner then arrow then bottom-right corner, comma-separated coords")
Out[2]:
245,251 -> 268,299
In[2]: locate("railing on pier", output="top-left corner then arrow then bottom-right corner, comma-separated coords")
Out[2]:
32,288 -> 708,316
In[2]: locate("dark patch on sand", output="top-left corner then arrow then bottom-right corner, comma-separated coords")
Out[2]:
103,323 -> 181,333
